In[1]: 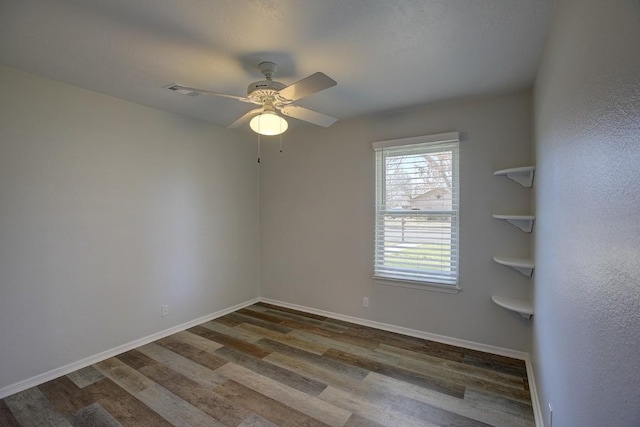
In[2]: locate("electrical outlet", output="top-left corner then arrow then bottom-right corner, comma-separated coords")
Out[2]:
363,297 -> 369,308
161,304 -> 169,317
548,403 -> 553,427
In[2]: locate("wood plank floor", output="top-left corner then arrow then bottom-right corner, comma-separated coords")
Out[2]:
1,303 -> 535,426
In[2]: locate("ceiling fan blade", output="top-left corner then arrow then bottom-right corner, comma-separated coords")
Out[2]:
280,105 -> 338,127
277,72 -> 337,102
228,108 -> 263,128
167,84 -> 258,104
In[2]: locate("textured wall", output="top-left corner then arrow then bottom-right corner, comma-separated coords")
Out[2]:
260,91 -> 534,351
532,0 -> 640,425
0,66 -> 260,392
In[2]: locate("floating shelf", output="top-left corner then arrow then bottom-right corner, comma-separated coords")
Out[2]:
492,214 -> 535,232
494,166 -> 535,188
492,295 -> 533,319
493,256 -> 534,277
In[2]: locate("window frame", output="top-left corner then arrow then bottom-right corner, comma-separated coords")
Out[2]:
373,132 -> 460,293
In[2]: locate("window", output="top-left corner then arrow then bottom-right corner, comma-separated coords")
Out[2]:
373,132 -> 460,290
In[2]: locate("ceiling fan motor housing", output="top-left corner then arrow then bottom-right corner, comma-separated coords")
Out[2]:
247,80 -> 286,103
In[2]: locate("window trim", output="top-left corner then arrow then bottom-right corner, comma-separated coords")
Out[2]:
373,132 -> 460,292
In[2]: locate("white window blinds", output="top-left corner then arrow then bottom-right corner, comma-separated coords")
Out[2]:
373,132 -> 460,287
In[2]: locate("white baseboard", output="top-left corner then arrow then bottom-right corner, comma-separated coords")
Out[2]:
260,297 -> 543,427
0,297 -> 259,400
524,354 -> 544,427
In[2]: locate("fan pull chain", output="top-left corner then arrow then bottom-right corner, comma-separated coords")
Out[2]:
279,131 -> 283,154
257,132 -> 261,164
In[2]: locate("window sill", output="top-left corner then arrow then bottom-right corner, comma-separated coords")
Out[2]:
373,276 -> 461,294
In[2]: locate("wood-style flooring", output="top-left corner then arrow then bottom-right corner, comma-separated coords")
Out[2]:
0,302 -> 535,426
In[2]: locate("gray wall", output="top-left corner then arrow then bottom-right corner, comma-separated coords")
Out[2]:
0,66 -> 260,391
260,91 -> 534,351
532,0 -> 640,425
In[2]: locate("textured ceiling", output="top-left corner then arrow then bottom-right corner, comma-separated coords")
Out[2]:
0,0 -> 554,129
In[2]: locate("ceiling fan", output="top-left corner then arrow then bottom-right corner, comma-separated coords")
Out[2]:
167,62 -> 337,136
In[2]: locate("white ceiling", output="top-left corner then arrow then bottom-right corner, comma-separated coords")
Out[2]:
0,0 -> 554,130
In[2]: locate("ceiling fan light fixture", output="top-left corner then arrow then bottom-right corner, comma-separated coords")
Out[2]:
250,112 -> 288,136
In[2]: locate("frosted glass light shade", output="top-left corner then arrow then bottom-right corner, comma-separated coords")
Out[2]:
250,112 -> 288,136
